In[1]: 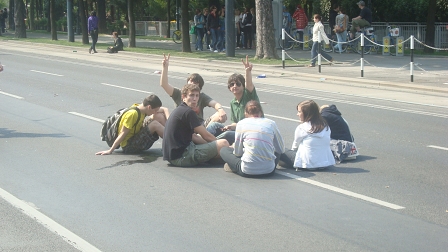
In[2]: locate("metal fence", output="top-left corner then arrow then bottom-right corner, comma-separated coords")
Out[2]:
136,21 -> 448,50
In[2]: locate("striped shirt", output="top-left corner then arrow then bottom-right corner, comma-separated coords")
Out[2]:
234,117 -> 284,175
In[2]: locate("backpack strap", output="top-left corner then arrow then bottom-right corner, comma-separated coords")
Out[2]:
130,107 -> 141,134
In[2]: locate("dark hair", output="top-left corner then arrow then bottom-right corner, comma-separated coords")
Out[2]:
112,31 -> 118,36
298,100 -> 328,133
245,100 -> 263,117
210,5 -> 217,11
91,11 -> 96,16
227,73 -> 245,89
143,94 -> 162,108
181,83 -> 201,97
196,9 -> 201,15
245,7 -> 250,13
332,4 -> 340,9
313,14 -> 321,21
187,73 -> 204,90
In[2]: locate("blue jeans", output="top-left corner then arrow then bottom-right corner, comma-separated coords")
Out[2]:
216,29 -> 225,51
335,31 -> 347,53
311,41 -> 332,65
206,122 -> 235,145
210,28 -> 218,50
195,27 -> 204,50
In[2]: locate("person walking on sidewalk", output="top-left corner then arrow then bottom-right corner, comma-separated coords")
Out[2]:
206,5 -> 220,52
292,4 -> 308,49
88,11 -> 99,54
309,14 -> 333,67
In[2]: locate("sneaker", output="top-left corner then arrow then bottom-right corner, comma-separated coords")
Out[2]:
223,163 -> 233,172
89,48 -> 92,54
221,48 -> 226,52
209,45 -> 213,51
213,50 -> 218,52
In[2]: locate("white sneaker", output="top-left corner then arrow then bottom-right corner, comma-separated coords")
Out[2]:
209,46 -> 213,51
213,50 -> 218,52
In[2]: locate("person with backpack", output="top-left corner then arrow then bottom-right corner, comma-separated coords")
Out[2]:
96,95 -> 168,155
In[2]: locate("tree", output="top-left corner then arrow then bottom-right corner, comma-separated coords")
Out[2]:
424,0 -> 436,53
254,0 -> 277,59
50,0 -> 57,40
14,0 -> 26,38
127,0 -> 135,47
29,0 -> 35,31
181,0 -> 191,52
97,0 -> 107,33
166,0 -> 171,38
79,0 -> 89,44
9,0 -> 15,30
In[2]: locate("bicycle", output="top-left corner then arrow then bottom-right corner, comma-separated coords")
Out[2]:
333,27 -> 379,55
172,30 -> 182,44
278,28 -> 302,51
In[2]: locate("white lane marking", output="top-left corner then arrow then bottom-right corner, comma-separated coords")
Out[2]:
69,112 -> 104,123
220,106 -> 300,123
101,83 -> 153,94
30,70 -> 64,77
0,91 -> 24,99
0,187 -> 101,252
276,170 -> 405,210
427,145 -> 448,151
258,87 -> 448,119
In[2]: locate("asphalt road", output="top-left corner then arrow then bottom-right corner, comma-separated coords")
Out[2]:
1,42 -> 448,251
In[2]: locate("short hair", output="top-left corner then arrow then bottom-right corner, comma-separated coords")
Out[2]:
245,100 -> 263,117
313,14 -> 321,21
187,73 -> 204,90
227,73 -> 245,89
181,83 -> 201,97
91,11 -> 96,16
298,100 -> 328,133
203,7 -> 209,13
196,8 -> 201,15
143,94 -> 162,108
210,5 -> 217,11
112,31 -> 118,36
320,104 -> 329,112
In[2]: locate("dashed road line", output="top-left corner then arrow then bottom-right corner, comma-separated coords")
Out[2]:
427,145 -> 448,151
69,112 -> 104,123
276,170 -> 405,210
30,70 -> 64,76
0,91 -> 24,100
101,83 -> 153,94
0,187 -> 101,252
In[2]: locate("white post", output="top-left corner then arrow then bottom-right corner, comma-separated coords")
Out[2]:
282,28 -> 285,69
410,35 -> 414,82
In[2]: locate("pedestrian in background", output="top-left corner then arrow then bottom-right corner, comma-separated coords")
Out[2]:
241,7 -> 253,49
194,8 -> 205,51
234,9 -> 242,49
329,4 -> 340,41
0,10 -> 5,34
309,14 -> 333,67
203,8 -> 211,50
206,5 -> 220,52
292,4 -> 308,49
88,11 -> 99,54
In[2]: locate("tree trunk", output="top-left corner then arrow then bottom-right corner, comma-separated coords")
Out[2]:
50,0 -> 57,40
424,0 -> 436,54
181,0 -> 191,52
166,0 -> 170,38
254,0 -> 278,59
97,0 -> 106,33
46,0 -> 50,32
29,0 -> 35,30
79,0 -> 89,44
9,0 -> 15,30
14,0 -> 26,38
127,0 -> 136,47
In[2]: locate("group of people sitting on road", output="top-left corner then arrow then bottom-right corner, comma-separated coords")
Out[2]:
96,54 -> 357,177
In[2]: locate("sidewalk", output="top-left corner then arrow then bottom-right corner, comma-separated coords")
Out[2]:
3,31 -> 448,93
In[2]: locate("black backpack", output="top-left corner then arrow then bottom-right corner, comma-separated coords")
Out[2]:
100,107 -> 141,148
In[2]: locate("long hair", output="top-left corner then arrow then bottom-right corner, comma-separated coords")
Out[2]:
298,100 -> 328,133
245,100 -> 263,117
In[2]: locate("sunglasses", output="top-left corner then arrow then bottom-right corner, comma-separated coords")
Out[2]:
228,82 -> 242,87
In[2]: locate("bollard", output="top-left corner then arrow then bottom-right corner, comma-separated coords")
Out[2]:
361,33 -> 364,77
382,36 -> 390,55
282,28 -> 285,69
396,36 -> 404,56
410,35 -> 414,82
318,31 -> 322,73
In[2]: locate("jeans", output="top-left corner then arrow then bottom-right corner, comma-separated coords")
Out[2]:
335,31 -> 347,53
216,29 -> 225,51
210,28 -> 218,50
206,122 -> 235,145
90,29 -> 98,51
243,26 -> 252,48
311,41 -> 332,65
195,27 -> 204,50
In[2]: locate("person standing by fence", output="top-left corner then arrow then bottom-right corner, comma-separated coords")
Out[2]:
293,4 -> 308,49
194,9 -> 205,51
309,14 -> 333,67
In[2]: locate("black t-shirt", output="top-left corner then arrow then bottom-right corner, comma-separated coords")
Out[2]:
329,9 -> 338,28
359,7 -> 372,24
162,102 -> 202,161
